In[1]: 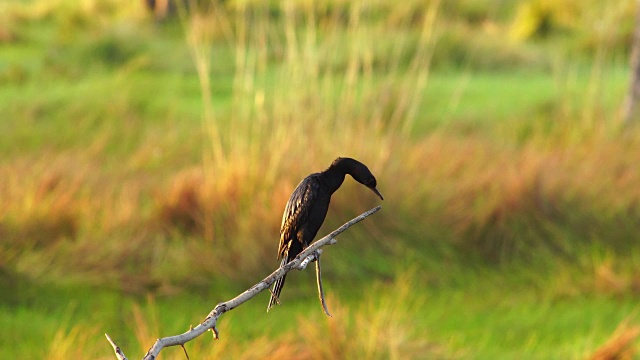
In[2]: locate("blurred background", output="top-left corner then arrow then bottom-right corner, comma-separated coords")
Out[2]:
1,0 -> 639,358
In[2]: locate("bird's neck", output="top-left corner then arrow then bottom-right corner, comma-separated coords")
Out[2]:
319,167 -> 346,194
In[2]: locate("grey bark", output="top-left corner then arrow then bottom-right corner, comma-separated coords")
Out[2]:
105,206 -> 382,360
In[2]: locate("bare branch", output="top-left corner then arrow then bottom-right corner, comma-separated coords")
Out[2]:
105,333 -> 128,360
106,206 -> 381,360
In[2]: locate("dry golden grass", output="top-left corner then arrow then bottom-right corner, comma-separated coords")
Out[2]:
3,1 -> 638,359
588,260 -> 640,297
589,319 -> 640,360
407,126 -> 640,261
3,125 -> 640,289
3,121 -> 640,290
131,297 -> 161,353
46,271 -> 441,359
0,156 -> 84,249
1,0 -> 639,292
291,270 -> 444,359
48,324 -> 110,360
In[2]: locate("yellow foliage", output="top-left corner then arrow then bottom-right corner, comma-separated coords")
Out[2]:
510,0 -> 579,41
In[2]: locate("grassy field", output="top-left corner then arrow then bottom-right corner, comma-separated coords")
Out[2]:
1,0 -> 640,358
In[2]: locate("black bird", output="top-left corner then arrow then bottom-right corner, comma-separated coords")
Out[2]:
267,157 -> 383,312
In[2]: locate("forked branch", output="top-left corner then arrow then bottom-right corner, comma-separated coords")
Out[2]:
105,206 -> 381,360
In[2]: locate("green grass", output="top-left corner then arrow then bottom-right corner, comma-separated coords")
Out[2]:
1,0 -> 640,358
2,263 -> 639,358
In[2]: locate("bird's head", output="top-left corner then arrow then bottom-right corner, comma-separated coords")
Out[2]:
332,157 -> 384,200
360,174 -> 384,201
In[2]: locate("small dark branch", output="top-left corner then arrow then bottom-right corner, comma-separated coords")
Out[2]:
180,344 -> 189,360
267,288 -> 282,306
211,322 -> 219,340
314,251 -> 332,317
107,206 -> 381,359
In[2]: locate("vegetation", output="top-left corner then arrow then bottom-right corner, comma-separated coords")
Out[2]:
1,0 -> 639,358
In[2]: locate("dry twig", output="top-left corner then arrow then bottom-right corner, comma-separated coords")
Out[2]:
105,333 -> 128,360
105,206 -> 381,360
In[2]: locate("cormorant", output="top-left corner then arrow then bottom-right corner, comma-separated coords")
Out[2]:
267,157 -> 383,312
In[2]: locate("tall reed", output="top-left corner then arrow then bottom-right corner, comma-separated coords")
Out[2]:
171,0 -> 443,276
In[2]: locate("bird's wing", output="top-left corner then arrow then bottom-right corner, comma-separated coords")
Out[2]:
277,176 -> 319,260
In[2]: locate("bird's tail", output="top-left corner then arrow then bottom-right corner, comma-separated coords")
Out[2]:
267,258 -> 288,312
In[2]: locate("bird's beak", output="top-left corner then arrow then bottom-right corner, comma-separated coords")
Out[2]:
370,187 -> 384,200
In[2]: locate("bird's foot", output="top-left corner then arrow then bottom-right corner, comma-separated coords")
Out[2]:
298,249 -> 322,270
